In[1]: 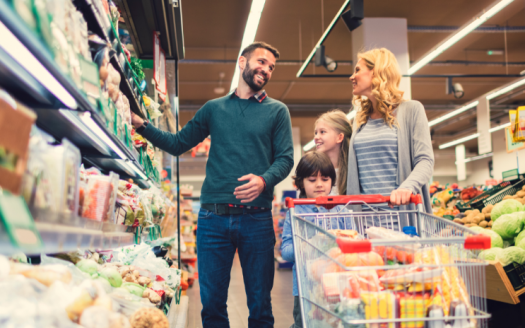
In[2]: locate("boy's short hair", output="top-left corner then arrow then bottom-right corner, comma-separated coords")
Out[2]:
241,41 -> 280,60
293,151 -> 336,198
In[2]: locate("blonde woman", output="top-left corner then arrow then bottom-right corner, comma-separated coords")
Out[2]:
314,110 -> 352,195
347,48 -> 434,217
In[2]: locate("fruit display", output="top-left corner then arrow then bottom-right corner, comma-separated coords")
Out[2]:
0,242 -> 180,327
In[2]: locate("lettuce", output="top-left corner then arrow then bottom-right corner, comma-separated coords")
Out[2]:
492,213 -> 523,239
496,246 -> 525,266
76,259 -> 99,275
492,199 -> 523,222
478,247 -> 504,261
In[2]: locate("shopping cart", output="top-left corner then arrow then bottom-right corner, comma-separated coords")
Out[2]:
286,195 -> 492,328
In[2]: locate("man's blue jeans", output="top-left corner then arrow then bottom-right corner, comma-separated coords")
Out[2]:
197,208 -> 276,328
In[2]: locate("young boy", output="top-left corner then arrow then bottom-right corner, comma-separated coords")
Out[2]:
280,151 -> 352,328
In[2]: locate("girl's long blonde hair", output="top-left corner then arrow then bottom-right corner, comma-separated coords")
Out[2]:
353,48 -> 404,128
315,110 -> 352,195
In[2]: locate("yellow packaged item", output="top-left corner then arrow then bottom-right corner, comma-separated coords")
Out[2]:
516,107 -> 525,142
414,246 -> 471,316
360,291 -> 396,328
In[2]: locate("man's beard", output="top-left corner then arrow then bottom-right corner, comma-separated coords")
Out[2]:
242,62 -> 268,92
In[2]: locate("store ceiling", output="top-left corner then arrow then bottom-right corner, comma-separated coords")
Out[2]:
176,0 -> 525,150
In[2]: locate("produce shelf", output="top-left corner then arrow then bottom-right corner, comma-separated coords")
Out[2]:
485,260 -> 525,304
110,54 -> 147,119
0,1 -> 153,185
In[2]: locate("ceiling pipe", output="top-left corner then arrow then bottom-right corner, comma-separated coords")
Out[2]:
408,25 -> 525,33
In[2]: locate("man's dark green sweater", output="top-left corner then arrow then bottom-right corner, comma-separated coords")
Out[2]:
139,92 -> 294,208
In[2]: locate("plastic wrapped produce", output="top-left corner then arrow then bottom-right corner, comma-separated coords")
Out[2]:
81,172 -> 119,222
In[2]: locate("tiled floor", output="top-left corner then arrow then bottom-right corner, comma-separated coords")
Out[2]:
187,254 -> 294,328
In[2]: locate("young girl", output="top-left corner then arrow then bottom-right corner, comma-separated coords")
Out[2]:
314,110 -> 352,196
280,151 -> 351,328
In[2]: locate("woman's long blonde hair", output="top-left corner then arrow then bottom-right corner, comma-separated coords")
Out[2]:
353,48 -> 404,128
315,110 -> 352,195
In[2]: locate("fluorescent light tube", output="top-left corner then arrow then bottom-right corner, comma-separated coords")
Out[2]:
408,0 -> 514,75
439,133 -> 480,149
130,162 -> 148,180
115,159 -> 137,177
303,109 -> 356,151
487,77 -> 525,100
428,101 -> 479,127
230,0 -> 266,91
59,110 -> 111,156
489,122 -> 511,133
78,112 -> 128,159
0,21 -> 77,109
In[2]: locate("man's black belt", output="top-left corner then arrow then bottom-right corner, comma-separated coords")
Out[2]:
201,203 -> 269,216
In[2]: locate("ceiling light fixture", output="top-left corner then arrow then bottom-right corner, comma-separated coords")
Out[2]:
303,109 -> 357,151
439,133 -> 480,150
439,121 -> 511,149
0,21 -> 77,109
315,45 -> 338,73
487,77 -> 525,100
408,0 -> 514,75
230,0 -> 266,91
428,101 -> 478,127
296,0 -> 351,78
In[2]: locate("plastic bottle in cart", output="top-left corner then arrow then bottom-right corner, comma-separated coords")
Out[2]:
402,226 -> 419,237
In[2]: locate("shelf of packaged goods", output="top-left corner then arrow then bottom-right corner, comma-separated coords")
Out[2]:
73,0 -> 112,43
0,209 -> 136,256
110,54 -> 147,119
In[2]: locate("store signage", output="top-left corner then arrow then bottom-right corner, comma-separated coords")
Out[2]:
477,97 -> 492,154
153,33 -> 167,101
505,126 -> 525,153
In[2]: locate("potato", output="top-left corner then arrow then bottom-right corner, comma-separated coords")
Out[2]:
504,195 -> 513,200
479,221 -> 488,228
484,213 -> 491,220
522,185 -> 525,191
465,223 -> 476,228
486,204 -> 494,213
99,65 -> 108,81
518,191 -> 525,198
488,221 -> 493,227
453,219 -> 464,225
473,209 -> 481,215
464,218 -> 473,224
465,210 -> 473,215
486,227 -> 492,230
482,207 -> 488,214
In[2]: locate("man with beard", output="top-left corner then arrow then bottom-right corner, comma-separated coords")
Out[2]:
131,42 -> 293,328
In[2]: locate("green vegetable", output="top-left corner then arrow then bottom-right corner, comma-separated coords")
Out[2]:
515,230 -> 525,246
76,259 -> 99,275
99,267 -> 122,287
492,199 -> 523,222
469,226 -> 485,234
496,246 -> 525,266
93,276 -> 113,293
517,238 -> 525,251
477,229 -> 504,248
478,247 -> 504,261
121,282 -> 146,297
11,252 -> 27,263
492,213 -> 523,239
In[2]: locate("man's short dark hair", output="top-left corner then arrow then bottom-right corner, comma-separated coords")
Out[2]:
241,41 -> 280,60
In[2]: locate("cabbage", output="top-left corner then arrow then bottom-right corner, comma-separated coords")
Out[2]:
492,199 -> 523,222
492,213 -> 523,239
99,267 -> 122,287
469,226 -> 485,234
121,282 -> 146,297
503,239 -> 512,248
477,229 -> 504,248
76,259 -> 99,275
515,230 -> 525,246
478,247 -> 504,261
496,246 -> 525,266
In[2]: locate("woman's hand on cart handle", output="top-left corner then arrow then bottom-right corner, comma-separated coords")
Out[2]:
389,188 -> 414,207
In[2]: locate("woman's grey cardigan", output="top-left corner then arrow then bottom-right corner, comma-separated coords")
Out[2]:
346,100 -> 434,214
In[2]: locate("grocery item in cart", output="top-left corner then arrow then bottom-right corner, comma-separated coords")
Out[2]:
360,291 -> 397,328
414,246 -> 471,317
81,172 -> 119,222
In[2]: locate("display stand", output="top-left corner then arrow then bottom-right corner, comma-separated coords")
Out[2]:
485,261 -> 525,304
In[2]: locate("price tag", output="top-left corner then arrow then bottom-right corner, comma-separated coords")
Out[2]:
0,191 -> 42,252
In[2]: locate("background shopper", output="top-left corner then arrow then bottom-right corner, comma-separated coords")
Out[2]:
347,48 -> 434,215
314,110 -> 352,195
131,42 -> 294,328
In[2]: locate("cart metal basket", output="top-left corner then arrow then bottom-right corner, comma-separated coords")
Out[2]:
286,195 -> 492,328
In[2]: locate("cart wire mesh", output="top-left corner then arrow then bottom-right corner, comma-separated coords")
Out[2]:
288,196 -> 491,328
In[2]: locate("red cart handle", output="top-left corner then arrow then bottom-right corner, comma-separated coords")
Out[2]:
285,194 -> 422,208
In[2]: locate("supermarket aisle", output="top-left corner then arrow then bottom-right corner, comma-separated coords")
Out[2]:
187,254 -> 294,328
